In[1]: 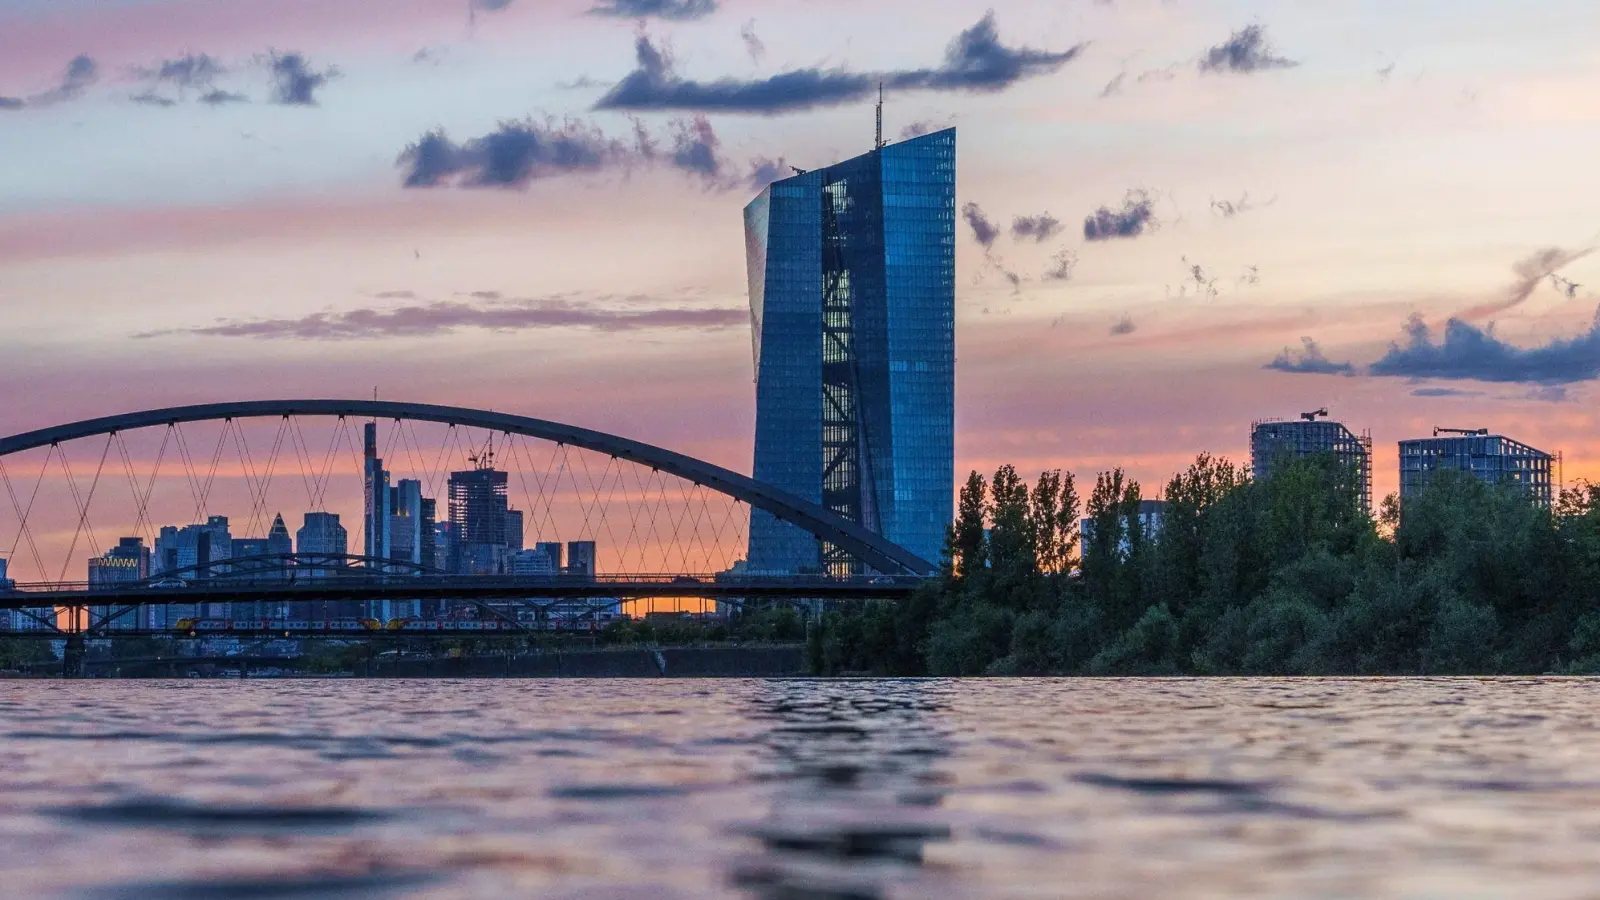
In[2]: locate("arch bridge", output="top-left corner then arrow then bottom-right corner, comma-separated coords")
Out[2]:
0,400 -> 934,635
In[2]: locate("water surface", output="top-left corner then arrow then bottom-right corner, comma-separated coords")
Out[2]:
3,678 -> 1599,898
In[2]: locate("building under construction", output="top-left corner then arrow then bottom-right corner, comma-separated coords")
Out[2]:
1399,428 -> 1554,507
1250,410 -> 1373,515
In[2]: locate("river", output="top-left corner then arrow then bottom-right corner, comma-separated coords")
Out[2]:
2,678 -> 1598,898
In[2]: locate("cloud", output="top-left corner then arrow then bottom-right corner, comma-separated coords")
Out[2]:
1011,213 -> 1062,243
130,91 -> 177,108
399,115 -> 768,192
1411,387 -> 1481,398
593,11 -> 1083,114
900,121 -> 936,138
741,19 -> 766,63
138,295 -> 748,341
26,54 -> 99,108
1110,316 -> 1136,336
962,202 -> 1000,249
399,118 -> 630,189
1265,337 -> 1355,375
269,52 -> 337,106
1043,248 -> 1078,282
1458,246 -> 1593,321
746,156 -> 788,190
1199,25 -> 1298,74
589,0 -> 718,21
1083,190 -> 1158,242
200,89 -> 249,106
1368,309 -> 1600,385
1210,192 -> 1274,219
137,53 -> 225,91
0,97 -> 23,111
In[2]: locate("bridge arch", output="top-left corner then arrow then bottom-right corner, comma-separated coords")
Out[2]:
0,400 -> 935,575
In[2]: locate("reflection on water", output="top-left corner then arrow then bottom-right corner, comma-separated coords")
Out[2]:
4,678 -> 1600,897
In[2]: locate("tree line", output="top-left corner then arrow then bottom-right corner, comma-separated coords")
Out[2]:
808,454 -> 1600,676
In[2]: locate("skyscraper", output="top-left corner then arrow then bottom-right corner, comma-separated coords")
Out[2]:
567,541 -> 597,580
1399,429 -> 1554,508
449,463 -> 511,574
364,422 -> 391,563
744,127 -> 956,573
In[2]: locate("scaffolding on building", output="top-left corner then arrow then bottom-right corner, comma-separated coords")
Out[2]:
1250,410 -> 1374,516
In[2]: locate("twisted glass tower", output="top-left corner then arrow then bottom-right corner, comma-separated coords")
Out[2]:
743,128 -> 956,574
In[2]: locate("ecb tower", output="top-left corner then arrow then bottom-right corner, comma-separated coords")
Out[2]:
743,128 -> 956,574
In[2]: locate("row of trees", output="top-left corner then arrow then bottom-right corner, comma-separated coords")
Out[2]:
811,455 -> 1600,676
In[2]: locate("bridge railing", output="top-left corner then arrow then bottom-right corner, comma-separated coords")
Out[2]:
1,573 -> 931,595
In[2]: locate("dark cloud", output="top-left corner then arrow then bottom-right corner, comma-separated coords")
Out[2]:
668,114 -> 723,180
0,97 -> 23,111
1265,338 -> 1355,376
139,295 -> 747,341
1199,25 -> 1297,74
138,53 -> 225,90
1211,192 -> 1274,218
130,91 -> 177,107
1368,309 -> 1600,385
594,11 -> 1083,114
399,118 -> 629,189
589,0 -> 718,21
399,115 -> 768,192
1011,212 -> 1061,243
27,54 -> 99,107
1044,248 -> 1078,282
1083,190 -> 1158,242
900,121 -> 935,139
1527,385 -> 1570,403
269,52 -> 337,106
1411,387 -> 1481,398
472,0 -> 516,9
746,157 -> 788,190
1110,316 -> 1136,336
962,202 -> 1000,249
200,89 -> 249,106
741,19 -> 766,63
1459,246 -> 1593,321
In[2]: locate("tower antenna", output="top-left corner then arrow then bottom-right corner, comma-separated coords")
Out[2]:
875,82 -> 884,150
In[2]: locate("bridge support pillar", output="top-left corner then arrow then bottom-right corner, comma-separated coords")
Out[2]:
62,632 -> 86,678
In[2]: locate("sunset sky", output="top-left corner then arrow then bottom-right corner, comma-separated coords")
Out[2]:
3,0 -> 1599,569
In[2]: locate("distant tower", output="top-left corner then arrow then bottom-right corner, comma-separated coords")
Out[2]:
1250,409 -> 1373,515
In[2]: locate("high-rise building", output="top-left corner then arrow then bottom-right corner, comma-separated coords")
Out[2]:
388,479 -> 426,570
296,512 -> 348,575
567,541 -> 597,580
505,509 -> 524,553
419,498 -> 438,571
533,541 -> 563,573
450,463 -> 511,574
364,422 -> 391,563
1399,429 -> 1554,507
434,520 -> 459,575
1250,411 -> 1373,515
153,516 -> 233,579
88,537 -> 150,630
510,548 -> 557,577
743,127 -> 956,573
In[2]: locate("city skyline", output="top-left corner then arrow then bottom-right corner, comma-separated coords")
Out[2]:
1,0 -> 1597,544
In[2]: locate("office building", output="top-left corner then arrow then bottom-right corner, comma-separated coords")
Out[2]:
510,548 -> 557,577
744,127 -> 956,574
434,520 -> 459,575
450,461 -> 512,574
388,479 -> 427,570
533,541 -> 563,574
1399,429 -> 1554,507
1250,410 -> 1373,515
153,516 -> 233,579
567,541 -> 597,580
87,537 -> 149,630
296,512 -> 348,576
364,422 -> 391,563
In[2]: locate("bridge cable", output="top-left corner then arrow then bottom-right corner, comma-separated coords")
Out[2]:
0,450 -> 51,582
285,415 -> 319,512
615,456 -> 648,571
54,432 -> 114,584
170,422 -> 202,522
310,416 -> 348,511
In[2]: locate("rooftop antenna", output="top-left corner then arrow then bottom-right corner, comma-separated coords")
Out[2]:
874,82 -> 885,150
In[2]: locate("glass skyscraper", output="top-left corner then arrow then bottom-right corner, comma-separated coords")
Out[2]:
743,128 -> 956,574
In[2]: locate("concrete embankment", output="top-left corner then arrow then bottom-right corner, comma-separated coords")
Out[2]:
369,645 -> 807,678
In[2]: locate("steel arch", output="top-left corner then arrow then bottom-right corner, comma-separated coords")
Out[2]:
0,400 -> 936,575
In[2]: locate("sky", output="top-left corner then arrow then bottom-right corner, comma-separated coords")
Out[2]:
2,0 -> 1600,568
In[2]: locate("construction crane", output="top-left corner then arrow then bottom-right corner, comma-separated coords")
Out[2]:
1433,427 -> 1489,437
1300,408 -> 1329,422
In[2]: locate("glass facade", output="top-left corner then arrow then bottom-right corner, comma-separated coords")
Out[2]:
1398,434 -> 1553,507
744,129 -> 956,573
